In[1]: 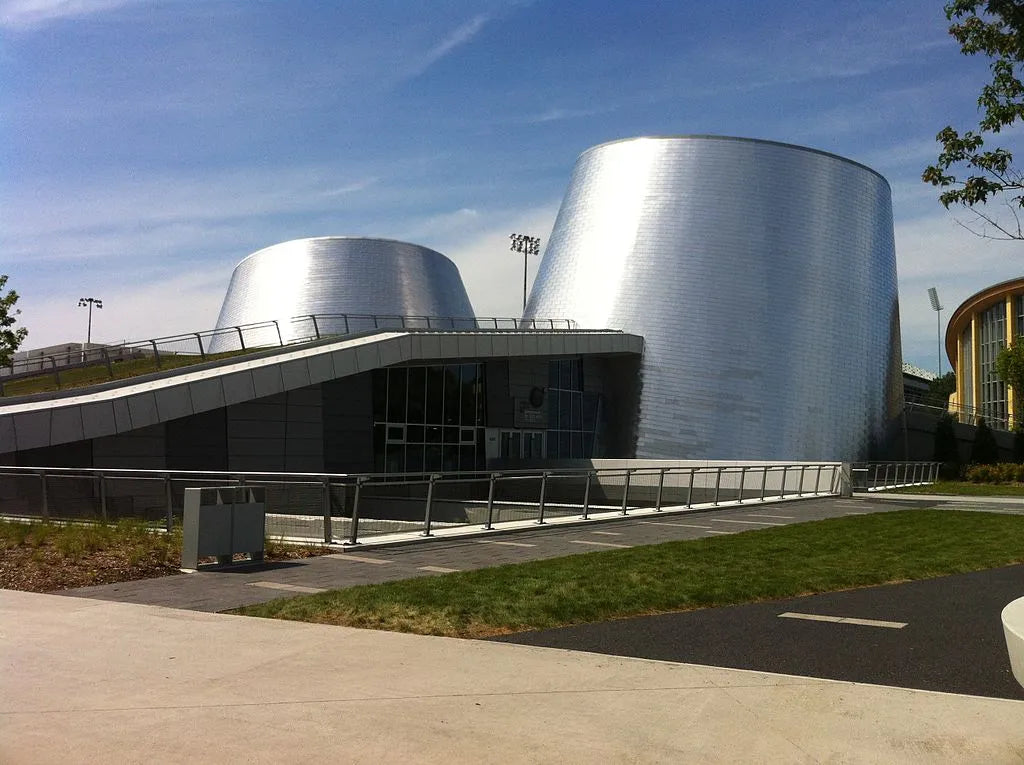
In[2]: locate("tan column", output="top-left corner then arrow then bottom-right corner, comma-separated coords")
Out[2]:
972,314 -> 981,423
1007,296 -> 1015,428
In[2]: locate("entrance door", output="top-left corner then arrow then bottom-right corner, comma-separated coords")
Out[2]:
499,429 -> 545,459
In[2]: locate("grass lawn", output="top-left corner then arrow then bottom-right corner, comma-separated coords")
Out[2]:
234,509 -> 1024,638
893,481 -> 1024,497
1,349 -> 254,397
0,519 -> 330,592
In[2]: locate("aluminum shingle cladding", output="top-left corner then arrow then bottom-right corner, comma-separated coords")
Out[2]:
524,135 -> 903,460
214,237 -> 475,343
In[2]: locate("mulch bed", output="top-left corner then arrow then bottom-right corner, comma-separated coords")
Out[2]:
0,541 -> 333,593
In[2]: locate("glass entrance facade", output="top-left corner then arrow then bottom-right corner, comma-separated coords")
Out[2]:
371,363 -> 485,473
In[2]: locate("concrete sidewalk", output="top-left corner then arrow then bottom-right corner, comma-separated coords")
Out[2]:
3,590 -> 1023,764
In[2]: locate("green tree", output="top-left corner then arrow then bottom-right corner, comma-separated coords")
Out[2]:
922,1 -> 1024,238
995,337 -> 1024,423
971,417 -> 1001,464
0,274 -> 28,367
933,413 -> 963,478
924,371 -> 956,409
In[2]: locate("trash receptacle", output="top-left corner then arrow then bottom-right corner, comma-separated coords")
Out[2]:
181,486 -> 266,571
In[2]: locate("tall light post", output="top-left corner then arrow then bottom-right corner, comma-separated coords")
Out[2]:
928,287 -> 943,377
78,297 -> 103,345
509,233 -> 541,313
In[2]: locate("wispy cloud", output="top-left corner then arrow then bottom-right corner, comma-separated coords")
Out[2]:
0,0 -> 139,28
522,106 -> 614,124
401,14 -> 490,80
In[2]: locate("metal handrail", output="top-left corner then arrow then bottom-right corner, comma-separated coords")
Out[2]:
0,461 -> 855,543
0,312 -> 580,395
904,400 -> 1013,432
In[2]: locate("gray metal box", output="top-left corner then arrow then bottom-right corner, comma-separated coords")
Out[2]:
181,486 -> 266,570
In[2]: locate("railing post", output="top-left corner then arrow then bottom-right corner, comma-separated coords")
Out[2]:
780,466 -> 788,498
194,333 -> 206,361
655,468 -> 666,511
49,356 -> 61,389
422,474 -> 438,536
713,467 -> 722,506
798,465 -> 806,496
164,475 -> 173,531
273,320 -> 283,346
98,472 -> 107,522
236,326 -> 246,350
101,346 -> 113,378
348,478 -> 364,545
151,340 -> 162,369
686,468 -> 694,508
373,315 -> 379,329
760,466 -> 769,501
483,473 -> 498,530
814,464 -> 822,494
737,466 -> 746,504
581,471 -> 593,519
620,469 -> 632,515
322,477 -> 332,544
39,471 -> 49,520
311,315 -> 320,339
536,472 -> 549,524
343,314 -> 350,334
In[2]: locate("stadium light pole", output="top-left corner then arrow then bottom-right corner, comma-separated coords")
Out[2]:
509,233 -> 541,313
927,287 -> 943,377
78,297 -> 103,345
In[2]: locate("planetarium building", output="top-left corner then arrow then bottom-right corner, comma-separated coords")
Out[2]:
525,135 -> 903,460
0,135 -> 905,475
213,237 -> 477,348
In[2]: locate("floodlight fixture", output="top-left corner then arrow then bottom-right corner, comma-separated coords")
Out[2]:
510,233 -> 541,312
927,287 -> 943,377
78,296 -> 103,345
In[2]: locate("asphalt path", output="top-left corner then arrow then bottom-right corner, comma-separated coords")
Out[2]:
493,563 -> 1024,700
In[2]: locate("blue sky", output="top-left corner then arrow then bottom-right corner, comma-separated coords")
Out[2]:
1,0 -> 1020,373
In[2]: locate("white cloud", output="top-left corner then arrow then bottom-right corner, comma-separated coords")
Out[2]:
0,0 -> 138,28
17,263 -> 231,348
401,14 -> 490,80
895,212 -> 1023,370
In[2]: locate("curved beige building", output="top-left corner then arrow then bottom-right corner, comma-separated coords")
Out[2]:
946,276 -> 1024,428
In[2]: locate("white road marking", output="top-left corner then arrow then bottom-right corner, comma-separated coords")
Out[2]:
477,540 -> 536,548
325,553 -> 392,565
844,512 -> 866,516
590,531 -> 622,536
570,540 -> 631,548
778,612 -> 907,629
248,581 -> 326,594
753,514 -> 794,520
710,518 -> 785,526
638,521 -> 712,530
706,530 -> 734,535
419,565 -> 459,573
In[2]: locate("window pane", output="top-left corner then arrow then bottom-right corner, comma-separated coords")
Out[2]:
425,445 -> 442,472
583,433 -> 594,458
407,424 -> 424,443
407,367 -> 426,423
387,368 -> 407,422
385,443 -> 404,473
371,370 -> 387,421
570,431 -> 582,458
406,444 -> 424,474
426,366 -> 444,424
444,365 -> 461,425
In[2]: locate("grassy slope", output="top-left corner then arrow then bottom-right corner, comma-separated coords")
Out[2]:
235,509 -> 1024,637
893,481 -> 1024,497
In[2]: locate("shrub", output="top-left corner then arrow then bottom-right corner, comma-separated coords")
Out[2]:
1014,426 -> 1024,462
965,462 -> 1024,483
971,418 -> 1000,465
933,414 -> 961,479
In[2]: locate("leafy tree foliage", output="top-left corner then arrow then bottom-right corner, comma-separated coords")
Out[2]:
924,371 -> 957,409
971,417 -> 1001,463
994,338 -> 1024,419
933,413 -> 963,477
0,274 -> 28,367
922,1 -> 1024,238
